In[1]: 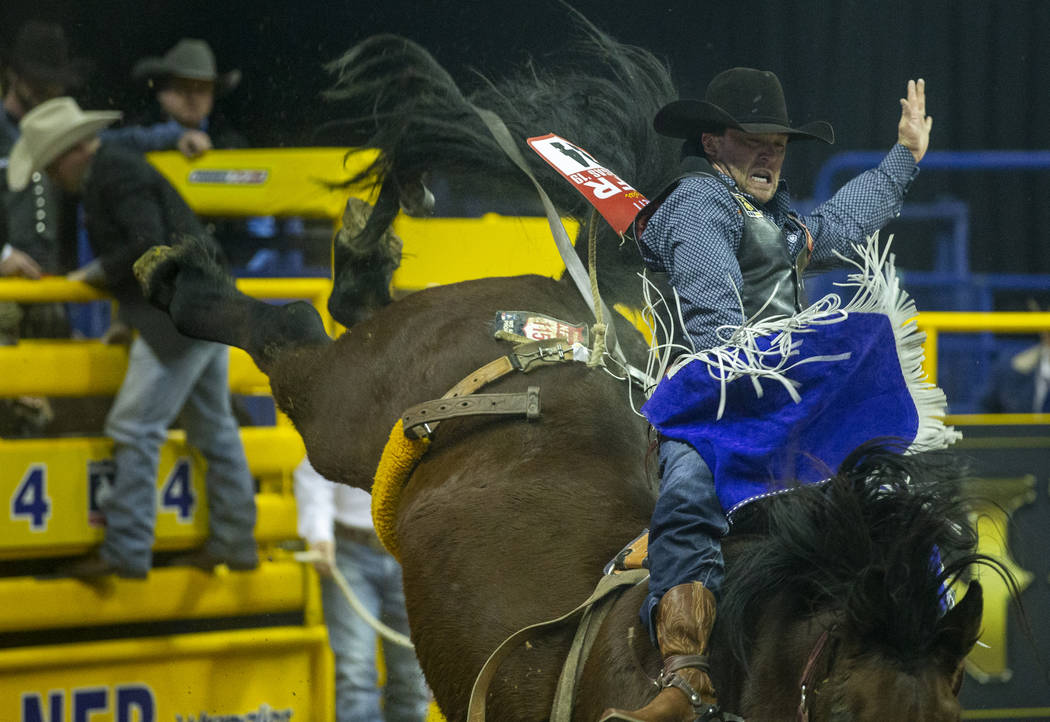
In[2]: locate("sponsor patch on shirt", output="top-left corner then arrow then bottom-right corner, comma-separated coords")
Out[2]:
730,190 -> 765,218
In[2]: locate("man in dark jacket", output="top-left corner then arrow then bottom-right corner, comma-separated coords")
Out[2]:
9,96 -> 258,578
1,21 -> 88,273
0,21 -> 88,346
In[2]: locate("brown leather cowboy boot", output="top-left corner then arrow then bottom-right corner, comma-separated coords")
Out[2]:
600,581 -> 718,722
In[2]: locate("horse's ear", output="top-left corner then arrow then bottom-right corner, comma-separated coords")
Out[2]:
934,581 -> 983,677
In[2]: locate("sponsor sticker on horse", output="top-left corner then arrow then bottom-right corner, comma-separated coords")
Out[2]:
494,310 -> 589,345
527,133 -> 648,234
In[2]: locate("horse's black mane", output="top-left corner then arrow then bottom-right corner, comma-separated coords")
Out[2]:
318,9 -> 680,307
719,441 -> 1007,669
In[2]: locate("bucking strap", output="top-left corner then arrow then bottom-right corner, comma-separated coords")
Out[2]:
401,339 -> 575,440
403,387 -> 540,439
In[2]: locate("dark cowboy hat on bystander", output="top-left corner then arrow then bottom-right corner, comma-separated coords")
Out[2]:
654,67 -> 834,144
131,38 -> 241,95
2,20 -> 92,89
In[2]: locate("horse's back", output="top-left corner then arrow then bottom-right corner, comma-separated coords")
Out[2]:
276,273 -> 649,489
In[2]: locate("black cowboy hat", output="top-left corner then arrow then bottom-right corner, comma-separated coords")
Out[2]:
3,21 -> 91,89
655,67 -> 834,144
131,38 -> 241,95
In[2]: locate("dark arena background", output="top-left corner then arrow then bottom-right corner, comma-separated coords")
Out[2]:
4,0 -> 1047,297
1,0 -> 1047,719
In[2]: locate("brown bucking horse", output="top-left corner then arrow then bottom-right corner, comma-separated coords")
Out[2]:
136,16 -> 1006,721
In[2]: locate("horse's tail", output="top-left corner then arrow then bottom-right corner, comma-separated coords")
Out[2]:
317,10 -> 680,304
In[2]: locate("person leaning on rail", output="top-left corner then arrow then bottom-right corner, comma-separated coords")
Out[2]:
0,199 -> 41,278
0,21 -> 88,345
9,96 -> 258,579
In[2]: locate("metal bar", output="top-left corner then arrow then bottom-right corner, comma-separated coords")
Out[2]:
0,275 -> 331,306
813,150 -> 1050,202
0,342 -> 270,396
0,278 -> 108,302
946,413 -> 1050,426
924,327 -> 939,384
0,560 -> 307,633
917,311 -> 1050,333
915,312 -> 1050,394
0,623 -> 328,669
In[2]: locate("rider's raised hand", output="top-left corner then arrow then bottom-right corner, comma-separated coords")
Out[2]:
898,78 -> 932,163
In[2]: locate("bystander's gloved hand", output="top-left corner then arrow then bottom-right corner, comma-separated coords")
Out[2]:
177,129 -> 212,158
310,540 -> 336,577
0,247 -> 42,279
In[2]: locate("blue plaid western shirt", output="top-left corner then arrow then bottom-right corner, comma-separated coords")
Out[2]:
640,143 -> 919,350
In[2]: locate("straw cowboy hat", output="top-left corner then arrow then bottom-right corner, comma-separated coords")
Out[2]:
131,38 -> 241,94
8,97 -> 120,191
3,20 -> 92,88
654,67 -> 834,144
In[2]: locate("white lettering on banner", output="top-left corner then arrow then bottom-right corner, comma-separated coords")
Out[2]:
187,169 -> 269,185
527,132 -> 649,235
581,176 -> 623,199
21,684 -> 155,722
175,704 -> 294,721
529,137 -> 599,175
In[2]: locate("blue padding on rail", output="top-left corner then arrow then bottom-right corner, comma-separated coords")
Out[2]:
812,150 -> 1050,202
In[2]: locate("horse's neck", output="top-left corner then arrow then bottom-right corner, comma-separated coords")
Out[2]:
737,601 -> 839,718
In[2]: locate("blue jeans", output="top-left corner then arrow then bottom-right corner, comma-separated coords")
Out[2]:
322,534 -> 429,722
99,337 -> 257,575
641,439 -> 729,640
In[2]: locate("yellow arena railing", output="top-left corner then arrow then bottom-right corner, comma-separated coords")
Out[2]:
145,147 -> 575,293
916,311 -> 1050,425
0,277 -> 332,395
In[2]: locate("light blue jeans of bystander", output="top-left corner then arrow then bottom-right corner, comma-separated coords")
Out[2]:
323,534 -> 429,722
99,336 -> 257,575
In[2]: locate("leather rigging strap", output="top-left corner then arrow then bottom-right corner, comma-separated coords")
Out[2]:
401,338 -> 575,440
466,569 -> 649,722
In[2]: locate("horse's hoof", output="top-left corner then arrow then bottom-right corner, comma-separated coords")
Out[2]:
340,196 -> 373,236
